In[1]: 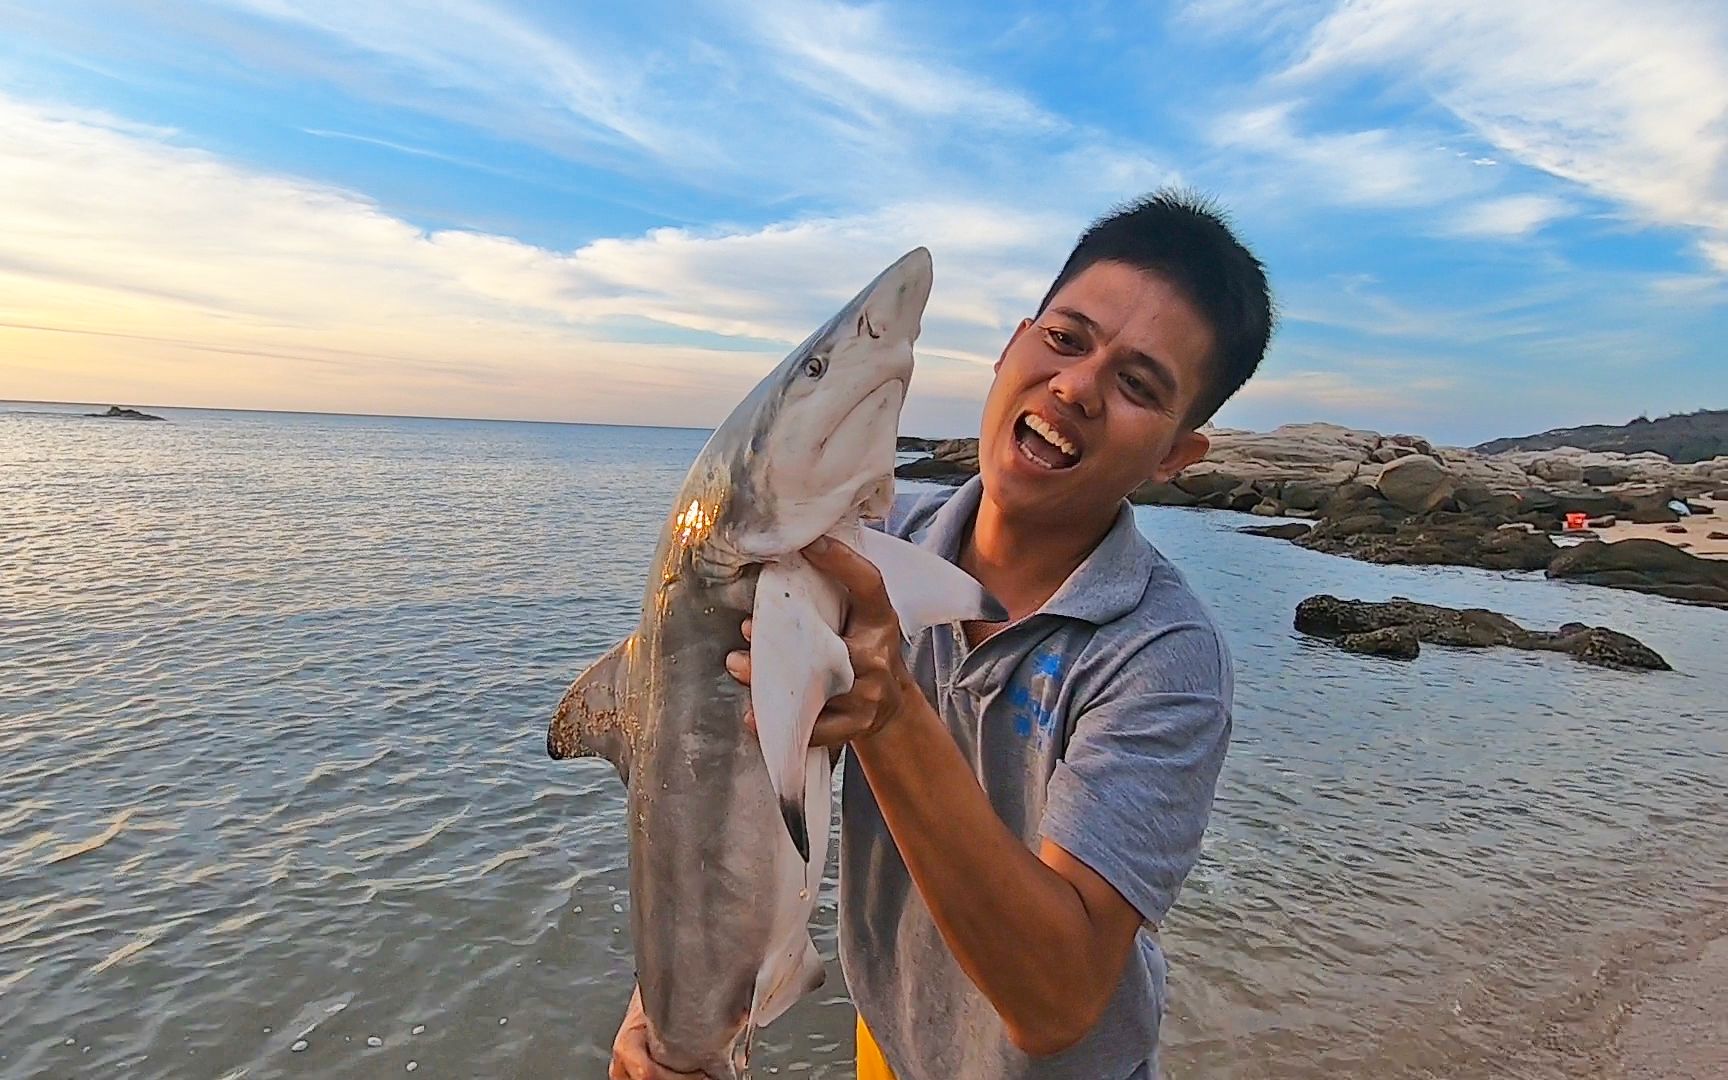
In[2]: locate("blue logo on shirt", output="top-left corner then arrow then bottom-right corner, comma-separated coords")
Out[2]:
1009,649 -> 1065,739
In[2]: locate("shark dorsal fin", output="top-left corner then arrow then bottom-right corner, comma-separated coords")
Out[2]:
547,636 -> 637,784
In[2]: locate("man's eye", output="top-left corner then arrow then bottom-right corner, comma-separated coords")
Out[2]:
1122,372 -> 1156,402
1046,328 -> 1080,351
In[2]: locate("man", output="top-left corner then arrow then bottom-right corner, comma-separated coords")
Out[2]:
613,190 -> 1272,1079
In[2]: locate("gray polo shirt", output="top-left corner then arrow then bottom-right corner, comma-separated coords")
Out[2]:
840,477 -> 1232,1080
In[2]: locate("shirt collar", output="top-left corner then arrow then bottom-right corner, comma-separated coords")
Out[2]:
917,475 -> 1158,628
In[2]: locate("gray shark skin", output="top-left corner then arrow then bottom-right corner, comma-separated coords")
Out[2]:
548,248 -> 1002,1078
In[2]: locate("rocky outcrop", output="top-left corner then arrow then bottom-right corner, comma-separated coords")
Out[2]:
894,438 -> 979,483
1297,510 -> 1560,571
1546,540 -> 1728,607
1295,595 -> 1671,670
86,405 -> 164,421
892,423 -> 1728,600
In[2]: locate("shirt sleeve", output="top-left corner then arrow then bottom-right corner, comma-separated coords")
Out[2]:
1039,625 -> 1231,926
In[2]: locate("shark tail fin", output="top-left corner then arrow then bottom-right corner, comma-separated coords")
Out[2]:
859,528 -> 1010,637
547,635 -> 637,785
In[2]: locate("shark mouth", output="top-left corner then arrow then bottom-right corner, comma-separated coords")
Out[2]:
1014,410 -> 1081,470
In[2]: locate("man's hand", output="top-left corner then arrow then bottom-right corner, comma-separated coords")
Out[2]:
609,987 -> 709,1080
724,536 -> 917,747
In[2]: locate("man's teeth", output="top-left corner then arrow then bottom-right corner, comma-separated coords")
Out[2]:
1024,414 -> 1078,458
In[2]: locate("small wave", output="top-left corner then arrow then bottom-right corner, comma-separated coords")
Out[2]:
356,810 -> 466,861
88,924 -> 167,974
43,810 -> 134,866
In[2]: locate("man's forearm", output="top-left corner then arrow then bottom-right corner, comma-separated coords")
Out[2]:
850,687 -> 1132,1055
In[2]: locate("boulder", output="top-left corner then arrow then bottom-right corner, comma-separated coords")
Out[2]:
1615,489 -> 1683,524
1241,522 -> 1312,540
1280,478 -> 1335,513
1385,434 -> 1437,456
1174,468 -> 1246,499
1374,455 -> 1457,513
1547,539 -> 1728,607
1128,481 -> 1200,507
894,457 -> 974,484
1548,489 -> 1622,518
1338,626 -> 1421,660
1250,501 -> 1283,517
1294,594 -> 1670,670
1580,465 -> 1624,487
1225,484 -> 1262,512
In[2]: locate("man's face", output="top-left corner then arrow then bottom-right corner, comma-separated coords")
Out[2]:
978,261 -> 1214,525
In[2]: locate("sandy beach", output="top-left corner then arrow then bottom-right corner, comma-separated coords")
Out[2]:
1612,932 -> 1728,1079
1591,498 -> 1728,560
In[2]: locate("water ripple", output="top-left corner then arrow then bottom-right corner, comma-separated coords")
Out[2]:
1,406 -> 1723,1079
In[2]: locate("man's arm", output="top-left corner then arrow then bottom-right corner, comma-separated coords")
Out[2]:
733,538 -> 1146,1055
852,690 -> 1146,1056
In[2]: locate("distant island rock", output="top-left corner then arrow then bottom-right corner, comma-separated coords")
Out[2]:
86,405 -> 165,421
1473,408 -> 1727,464
1294,594 -> 1671,670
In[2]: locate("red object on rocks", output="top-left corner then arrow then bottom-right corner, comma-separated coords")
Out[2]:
1565,512 -> 1589,531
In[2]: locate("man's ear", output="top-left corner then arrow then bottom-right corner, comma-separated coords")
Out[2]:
1151,429 -> 1209,484
995,317 -> 1034,373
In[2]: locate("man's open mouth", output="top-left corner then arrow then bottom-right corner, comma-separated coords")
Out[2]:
1014,410 -> 1082,470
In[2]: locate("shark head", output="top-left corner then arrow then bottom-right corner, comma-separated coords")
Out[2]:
717,247 -> 934,557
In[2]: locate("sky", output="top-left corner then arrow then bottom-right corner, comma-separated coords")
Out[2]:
0,0 -> 1724,443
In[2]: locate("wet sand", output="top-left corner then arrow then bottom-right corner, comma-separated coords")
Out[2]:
1591,498 -> 1728,560
1614,933 -> 1728,1079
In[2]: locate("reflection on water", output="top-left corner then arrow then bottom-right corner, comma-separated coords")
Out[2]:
2,403 -> 1724,1079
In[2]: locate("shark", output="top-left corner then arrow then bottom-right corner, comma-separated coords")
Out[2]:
547,247 -> 1002,1077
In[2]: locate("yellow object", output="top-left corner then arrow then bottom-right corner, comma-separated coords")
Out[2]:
856,1015 -> 898,1080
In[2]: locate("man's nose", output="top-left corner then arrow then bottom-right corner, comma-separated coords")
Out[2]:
1048,354 -> 1104,418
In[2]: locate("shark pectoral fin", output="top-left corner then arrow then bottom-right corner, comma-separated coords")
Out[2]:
547,636 -> 637,785
752,561 -> 851,862
858,528 -> 1009,637
753,935 -> 826,1028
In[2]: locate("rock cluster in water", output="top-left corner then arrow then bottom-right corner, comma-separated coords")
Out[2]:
85,405 -> 165,421
1294,595 -> 1672,670
895,426 -> 1728,606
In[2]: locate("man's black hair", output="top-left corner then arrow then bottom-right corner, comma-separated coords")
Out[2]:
1037,189 -> 1273,427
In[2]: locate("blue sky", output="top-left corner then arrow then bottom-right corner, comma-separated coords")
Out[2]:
0,0 -> 1723,443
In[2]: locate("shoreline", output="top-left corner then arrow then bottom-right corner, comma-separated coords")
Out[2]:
1612,931 -> 1728,1079
1590,498 -> 1727,561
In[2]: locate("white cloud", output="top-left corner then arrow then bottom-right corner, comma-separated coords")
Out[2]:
1446,194 -> 1572,239
741,0 -> 1056,129
1279,0 -> 1728,269
0,93 -> 1061,430
1209,101 -> 1486,209
219,0 -> 669,155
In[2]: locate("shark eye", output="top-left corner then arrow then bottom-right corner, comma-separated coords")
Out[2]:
803,355 -> 828,379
